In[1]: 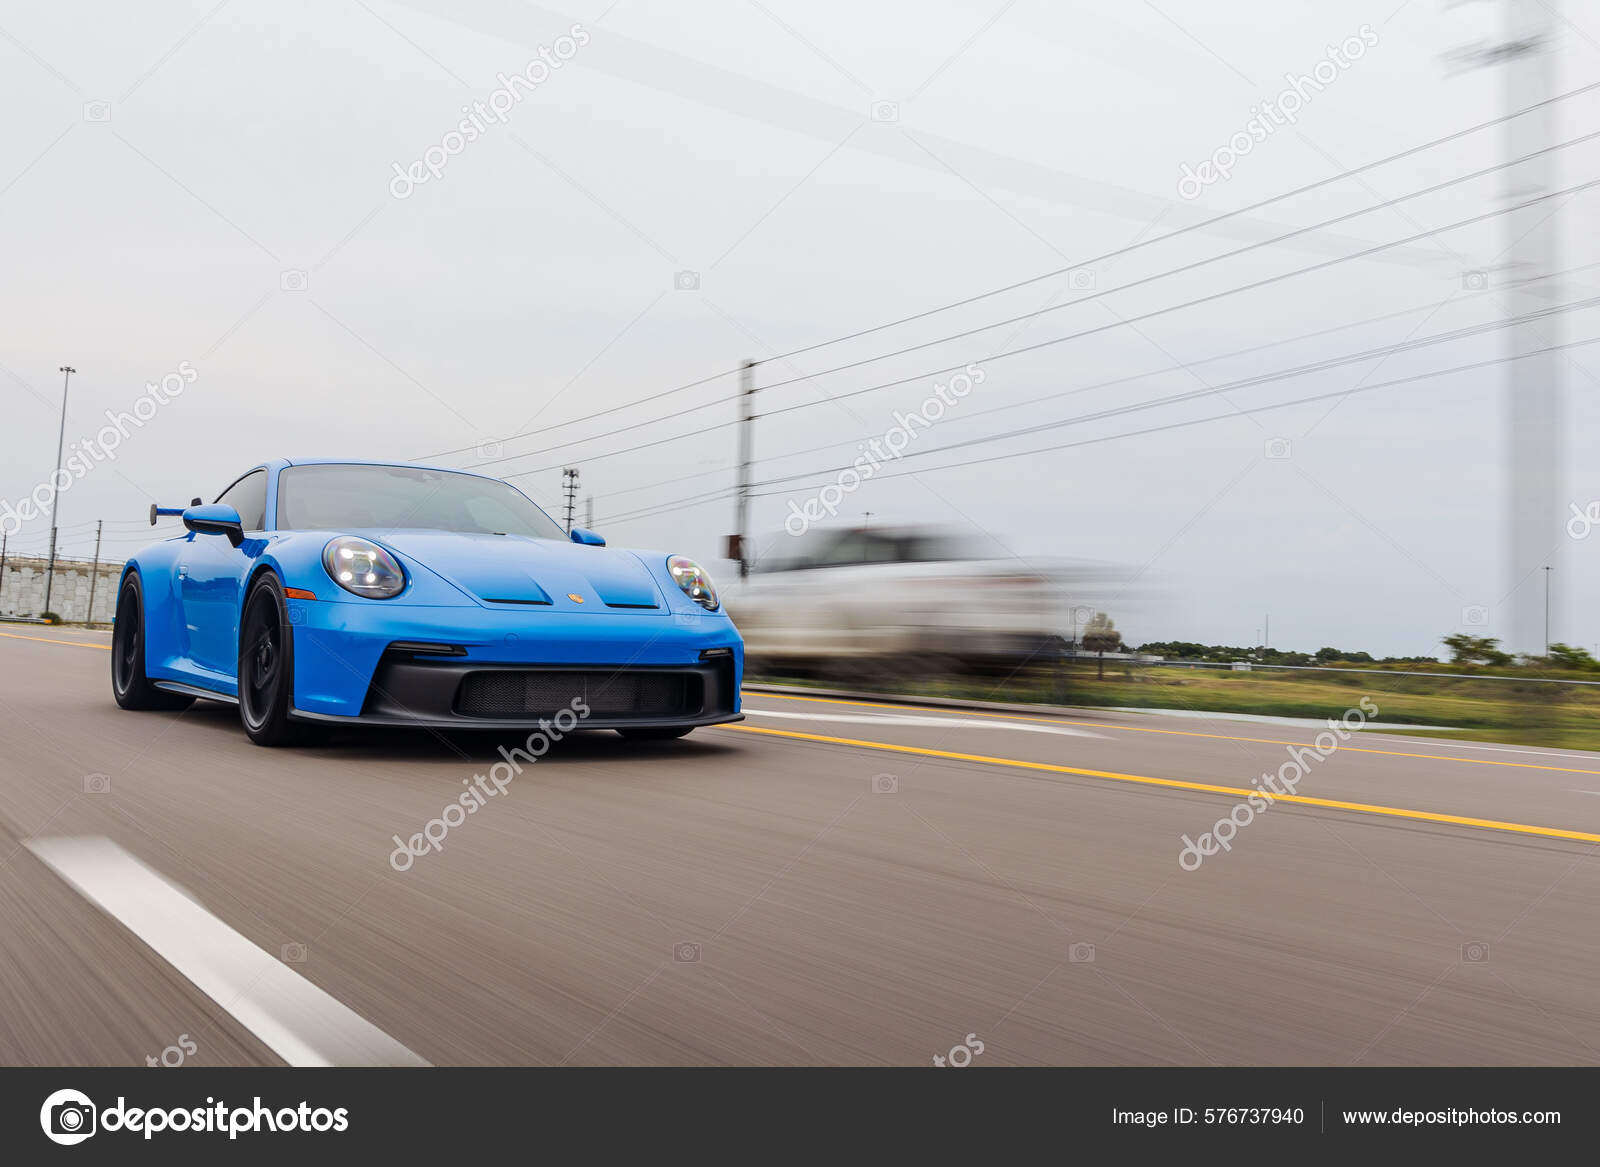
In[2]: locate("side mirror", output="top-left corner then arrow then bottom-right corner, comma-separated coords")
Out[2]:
183,503 -> 245,548
569,527 -> 606,547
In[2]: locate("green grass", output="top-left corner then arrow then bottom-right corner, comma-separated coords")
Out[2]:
747,662 -> 1600,751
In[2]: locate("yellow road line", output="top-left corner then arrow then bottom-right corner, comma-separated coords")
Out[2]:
743,689 -> 1600,777
715,723 -> 1600,846
0,630 -> 111,651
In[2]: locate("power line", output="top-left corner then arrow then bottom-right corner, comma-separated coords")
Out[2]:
748,336 -> 1600,495
415,367 -> 744,462
600,485 -> 737,525
500,417 -> 742,482
608,328 -> 1575,525
413,81 -> 1600,470
568,283 -> 1533,506
471,129 -> 1512,480
590,462 -> 733,504
746,293 -> 1600,492
495,166 -> 1600,483
756,77 -> 1600,365
448,390 -> 738,473
754,131 -> 1600,396
583,304 -> 1600,525
741,172 -> 1600,425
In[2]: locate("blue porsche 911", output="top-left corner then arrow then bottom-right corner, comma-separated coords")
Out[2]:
111,459 -> 744,746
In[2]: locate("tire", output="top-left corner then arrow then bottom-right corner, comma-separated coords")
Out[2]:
111,573 -> 194,712
237,574 -> 312,746
616,726 -> 694,741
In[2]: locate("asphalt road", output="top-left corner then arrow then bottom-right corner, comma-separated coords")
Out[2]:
3,626 -> 1600,1066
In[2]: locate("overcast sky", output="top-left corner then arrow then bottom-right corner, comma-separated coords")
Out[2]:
3,0 -> 1599,656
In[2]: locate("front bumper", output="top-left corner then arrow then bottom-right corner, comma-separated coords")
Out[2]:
285,596 -> 744,727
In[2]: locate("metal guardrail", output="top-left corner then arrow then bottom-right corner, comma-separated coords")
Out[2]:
1128,657 -> 1600,687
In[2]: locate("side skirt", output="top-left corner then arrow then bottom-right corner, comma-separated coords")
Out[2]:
152,680 -> 239,705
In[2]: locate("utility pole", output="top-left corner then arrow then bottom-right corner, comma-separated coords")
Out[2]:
584,495 -> 594,530
86,519 -> 103,627
561,467 -> 579,532
1500,0 -> 1561,655
0,530 -> 7,611
43,365 -> 74,617
1264,612 -> 1270,649
733,359 -> 757,579
1543,564 -> 1551,654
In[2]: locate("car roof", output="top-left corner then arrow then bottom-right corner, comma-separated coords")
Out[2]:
270,458 -> 501,481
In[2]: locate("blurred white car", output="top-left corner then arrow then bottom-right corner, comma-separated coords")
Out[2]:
723,525 -> 1066,674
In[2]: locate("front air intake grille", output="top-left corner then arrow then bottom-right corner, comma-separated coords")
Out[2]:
455,670 -> 699,720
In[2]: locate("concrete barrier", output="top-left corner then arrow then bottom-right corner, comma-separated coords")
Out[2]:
0,555 -> 123,624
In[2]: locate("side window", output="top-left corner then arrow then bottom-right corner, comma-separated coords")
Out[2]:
815,532 -> 896,568
859,534 -> 898,565
814,532 -> 866,567
216,470 -> 268,531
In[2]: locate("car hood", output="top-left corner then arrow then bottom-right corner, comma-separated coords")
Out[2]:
354,530 -> 666,610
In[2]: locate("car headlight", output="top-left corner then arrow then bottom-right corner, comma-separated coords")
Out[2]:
667,555 -> 719,611
322,536 -> 406,599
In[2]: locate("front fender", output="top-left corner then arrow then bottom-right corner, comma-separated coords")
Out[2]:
255,530 -> 479,608
120,538 -> 190,677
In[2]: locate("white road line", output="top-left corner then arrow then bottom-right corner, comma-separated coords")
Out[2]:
1350,736 -> 1600,762
24,836 -> 427,1067
741,708 -> 1104,738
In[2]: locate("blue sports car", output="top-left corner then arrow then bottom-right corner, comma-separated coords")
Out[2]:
111,459 -> 744,746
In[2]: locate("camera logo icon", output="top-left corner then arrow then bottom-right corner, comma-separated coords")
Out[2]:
674,270 -> 700,291
1461,270 -> 1489,291
871,773 -> 897,794
870,100 -> 899,122
674,941 -> 701,963
281,941 -> 308,963
280,269 -> 308,292
287,603 -> 307,626
83,101 -> 111,123
1462,605 -> 1490,627
1461,941 -> 1490,963
1067,268 -> 1096,291
83,773 -> 110,795
1264,437 -> 1292,460
475,439 -> 504,461
1068,942 -> 1096,963
40,1089 -> 96,1145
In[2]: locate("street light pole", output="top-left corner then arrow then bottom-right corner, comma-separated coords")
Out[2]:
43,365 -> 74,618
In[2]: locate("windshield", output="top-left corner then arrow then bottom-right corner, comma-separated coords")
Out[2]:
276,463 -> 567,540
755,527 -> 989,573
